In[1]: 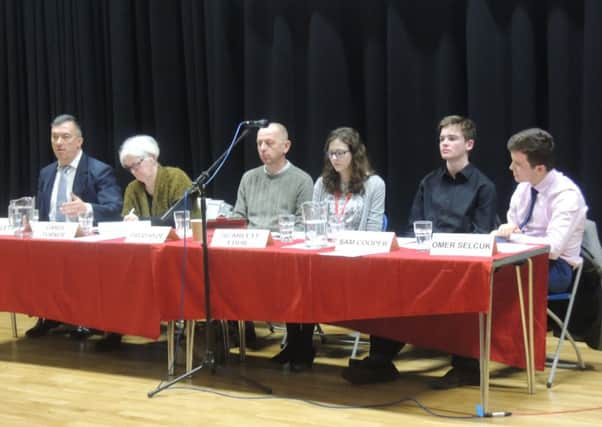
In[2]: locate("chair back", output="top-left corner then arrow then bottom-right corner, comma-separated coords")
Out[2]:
548,219 -> 602,349
582,219 -> 602,277
546,219 -> 602,385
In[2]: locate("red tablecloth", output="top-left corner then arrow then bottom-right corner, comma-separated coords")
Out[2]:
0,235 -> 548,370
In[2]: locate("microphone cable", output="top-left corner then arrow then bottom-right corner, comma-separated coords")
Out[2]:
159,385 -> 480,420
204,122 -> 245,186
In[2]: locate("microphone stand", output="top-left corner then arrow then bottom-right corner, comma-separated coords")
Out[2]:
148,126 -> 272,397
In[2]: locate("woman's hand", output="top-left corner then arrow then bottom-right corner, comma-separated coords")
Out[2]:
123,208 -> 138,222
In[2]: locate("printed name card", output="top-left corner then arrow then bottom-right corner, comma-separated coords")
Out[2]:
0,218 -> 12,236
98,220 -> 152,236
210,229 -> 272,248
335,231 -> 399,254
429,233 -> 496,257
31,221 -> 79,239
125,226 -> 177,244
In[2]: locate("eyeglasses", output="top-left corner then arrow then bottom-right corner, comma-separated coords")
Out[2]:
326,150 -> 350,159
125,157 -> 146,172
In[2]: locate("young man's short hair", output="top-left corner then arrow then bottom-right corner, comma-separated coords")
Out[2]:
438,115 -> 476,141
507,128 -> 555,170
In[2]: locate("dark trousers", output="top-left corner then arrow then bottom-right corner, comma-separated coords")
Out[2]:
286,322 -> 314,352
549,258 -> 573,293
369,335 -> 404,360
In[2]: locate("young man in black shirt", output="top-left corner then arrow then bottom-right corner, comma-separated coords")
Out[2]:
342,115 -> 497,387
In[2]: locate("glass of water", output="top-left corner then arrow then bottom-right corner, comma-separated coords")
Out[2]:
413,220 -> 433,251
278,214 -> 295,242
173,210 -> 191,238
327,214 -> 345,242
7,201 -> 16,229
78,211 -> 94,235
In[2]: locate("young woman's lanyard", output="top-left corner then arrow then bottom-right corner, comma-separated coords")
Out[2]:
334,192 -> 352,217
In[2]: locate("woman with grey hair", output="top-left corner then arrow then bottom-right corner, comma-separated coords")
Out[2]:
96,134 -> 195,351
118,134 -> 194,222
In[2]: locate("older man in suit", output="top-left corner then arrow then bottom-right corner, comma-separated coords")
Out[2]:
26,114 -> 123,339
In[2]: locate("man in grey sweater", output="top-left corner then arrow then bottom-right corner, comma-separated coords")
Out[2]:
231,122 -> 313,346
232,122 -> 313,229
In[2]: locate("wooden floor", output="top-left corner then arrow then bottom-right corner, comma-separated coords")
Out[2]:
1,314 -> 601,426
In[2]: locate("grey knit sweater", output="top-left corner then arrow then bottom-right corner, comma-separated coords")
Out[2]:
232,162 -> 313,231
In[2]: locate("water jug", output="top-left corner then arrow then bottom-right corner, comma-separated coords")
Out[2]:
301,201 -> 327,248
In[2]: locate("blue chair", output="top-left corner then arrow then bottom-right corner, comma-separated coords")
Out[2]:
546,260 -> 585,387
546,219 -> 602,387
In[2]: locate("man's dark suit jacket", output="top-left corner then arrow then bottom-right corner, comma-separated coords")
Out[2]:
37,152 -> 123,223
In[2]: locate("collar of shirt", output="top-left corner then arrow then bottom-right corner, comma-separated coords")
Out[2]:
264,160 -> 290,176
533,168 -> 564,196
56,149 -> 83,174
440,162 -> 473,182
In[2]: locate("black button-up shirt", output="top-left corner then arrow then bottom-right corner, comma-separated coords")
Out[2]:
408,163 -> 497,234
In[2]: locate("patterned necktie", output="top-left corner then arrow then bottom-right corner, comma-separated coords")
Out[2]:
54,166 -> 70,222
519,186 -> 538,230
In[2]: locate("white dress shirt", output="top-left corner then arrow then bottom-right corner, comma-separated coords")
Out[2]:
507,169 -> 587,265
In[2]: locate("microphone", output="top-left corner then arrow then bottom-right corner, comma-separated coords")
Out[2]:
243,119 -> 269,128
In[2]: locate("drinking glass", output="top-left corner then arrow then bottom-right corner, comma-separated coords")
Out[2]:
173,210 -> 191,238
10,196 -> 34,238
278,214 -> 295,242
78,211 -> 94,235
413,220 -> 433,251
327,215 -> 345,242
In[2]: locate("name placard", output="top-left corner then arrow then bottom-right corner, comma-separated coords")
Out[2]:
125,226 -> 176,244
210,229 -> 271,248
31,221 -> 79,240
335,231 -> 399,254
430,233 -> 496,257
0,218 -> 12,236
98,220 -> 152,236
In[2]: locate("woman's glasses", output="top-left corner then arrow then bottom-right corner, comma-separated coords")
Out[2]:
326,150 -> 350,159
125,157 -> 146,172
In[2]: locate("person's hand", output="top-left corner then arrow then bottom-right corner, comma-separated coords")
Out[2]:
123,208 -> 138,222
496,223 -> 519,238
123,213 -> 139,222
60,193 -> 87,219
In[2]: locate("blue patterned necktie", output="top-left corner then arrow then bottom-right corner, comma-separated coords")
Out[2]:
54,165 -> 70,222
519,187 -> 538,230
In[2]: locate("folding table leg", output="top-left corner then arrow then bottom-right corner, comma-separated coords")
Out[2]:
167,321 -> 175,376
515,263 -> 536,394
527,259 -> 536,392
186,320 -> 195,373
10,313 -> 18,338
479,271 -> 494,414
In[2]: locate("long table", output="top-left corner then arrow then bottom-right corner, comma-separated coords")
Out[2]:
0,234 -> 549,411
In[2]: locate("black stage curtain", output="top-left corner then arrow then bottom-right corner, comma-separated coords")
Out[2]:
1,0 -> 601,232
